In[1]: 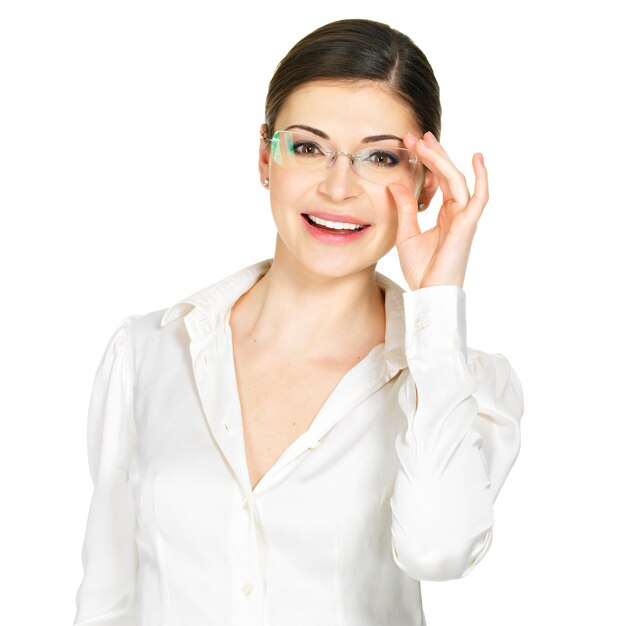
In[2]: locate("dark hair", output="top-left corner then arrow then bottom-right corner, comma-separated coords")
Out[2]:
262,18 -> 441,150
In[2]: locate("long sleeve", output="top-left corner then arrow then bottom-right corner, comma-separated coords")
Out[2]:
73,314 -> 142,626
390,286 -> 524,582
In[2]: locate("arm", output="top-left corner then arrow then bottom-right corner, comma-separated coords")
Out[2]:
390,285 -> 524,582
73,314 -> 142,626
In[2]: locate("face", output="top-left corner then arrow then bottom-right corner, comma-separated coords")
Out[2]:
258,80 -> 435,279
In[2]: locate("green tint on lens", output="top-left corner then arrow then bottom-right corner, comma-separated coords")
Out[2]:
270,131 -> 284,166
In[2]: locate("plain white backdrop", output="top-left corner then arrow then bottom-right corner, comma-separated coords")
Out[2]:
1,1 -> 624,624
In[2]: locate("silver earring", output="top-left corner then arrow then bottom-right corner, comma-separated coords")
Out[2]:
418,203 -> 426,211
262,178 -> 269,187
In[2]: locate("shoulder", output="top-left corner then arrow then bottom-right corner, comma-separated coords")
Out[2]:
122,305 -> 193,378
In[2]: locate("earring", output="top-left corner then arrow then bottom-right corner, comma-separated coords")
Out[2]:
418,203 -> 426,211
262,178 -> 269,187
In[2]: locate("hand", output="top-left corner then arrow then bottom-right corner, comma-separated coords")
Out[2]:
387,131 -> 488,291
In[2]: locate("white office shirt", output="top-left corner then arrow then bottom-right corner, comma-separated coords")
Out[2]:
73,257 -> 524,626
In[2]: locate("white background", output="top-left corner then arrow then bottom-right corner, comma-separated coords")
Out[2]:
1,1 -> 624,624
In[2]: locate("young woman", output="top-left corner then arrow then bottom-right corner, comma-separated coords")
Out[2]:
73,18 -> 524,626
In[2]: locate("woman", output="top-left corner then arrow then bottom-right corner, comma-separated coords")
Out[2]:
73,18 -> 524,626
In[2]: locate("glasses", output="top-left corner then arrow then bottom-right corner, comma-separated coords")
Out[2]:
264,130 -> 422,186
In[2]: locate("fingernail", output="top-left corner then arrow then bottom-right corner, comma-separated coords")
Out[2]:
418,138 -> 429,148
406,132 -> 418,143
478,153 -> 484,165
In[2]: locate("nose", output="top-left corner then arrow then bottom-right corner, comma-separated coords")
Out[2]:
317,152 -> 361,202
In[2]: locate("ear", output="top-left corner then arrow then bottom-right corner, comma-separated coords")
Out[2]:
258,123 -> 270,182
416,167 -> 439,209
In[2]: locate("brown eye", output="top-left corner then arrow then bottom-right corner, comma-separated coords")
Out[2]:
293,141 -> 320,156
365,150 -> 400,168
293,141 -> 317,154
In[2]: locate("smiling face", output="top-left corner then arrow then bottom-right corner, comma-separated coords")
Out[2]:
258,80 -> 430,278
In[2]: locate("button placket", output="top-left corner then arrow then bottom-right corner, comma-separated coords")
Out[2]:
230,488 -> 264,622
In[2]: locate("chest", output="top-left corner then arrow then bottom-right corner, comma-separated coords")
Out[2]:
231,340 -> 360,491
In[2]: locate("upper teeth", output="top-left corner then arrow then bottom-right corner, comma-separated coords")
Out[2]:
307,214 -> 365,230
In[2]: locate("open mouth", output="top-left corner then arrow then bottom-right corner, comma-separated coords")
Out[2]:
302,213 -> 371,234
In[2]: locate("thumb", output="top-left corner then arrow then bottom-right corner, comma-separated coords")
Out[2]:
388,183 -> 422,244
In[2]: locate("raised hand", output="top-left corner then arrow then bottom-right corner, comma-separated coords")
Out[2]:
387,131 -> 488,291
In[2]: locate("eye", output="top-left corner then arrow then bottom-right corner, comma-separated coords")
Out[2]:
292,141 -> 323,156
366,150 -> 400,167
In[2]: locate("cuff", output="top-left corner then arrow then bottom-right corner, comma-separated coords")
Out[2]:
403,285 -> 467,357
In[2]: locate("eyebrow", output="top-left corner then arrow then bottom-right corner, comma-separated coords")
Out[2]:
284,124 -> 403,143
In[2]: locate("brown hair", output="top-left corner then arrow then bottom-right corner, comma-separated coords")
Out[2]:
262,18 -> 441,150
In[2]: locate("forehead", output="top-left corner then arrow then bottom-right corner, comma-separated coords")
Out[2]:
276,80 -> 417,138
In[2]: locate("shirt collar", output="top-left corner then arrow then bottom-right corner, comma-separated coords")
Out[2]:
160,258 -> 408,371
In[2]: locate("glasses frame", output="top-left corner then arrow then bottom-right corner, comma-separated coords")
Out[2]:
262,129 -> 423,185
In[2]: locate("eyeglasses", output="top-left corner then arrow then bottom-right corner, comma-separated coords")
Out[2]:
264,130 -> 422,186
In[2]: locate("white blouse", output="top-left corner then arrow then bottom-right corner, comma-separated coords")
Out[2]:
73,258 -> 524,626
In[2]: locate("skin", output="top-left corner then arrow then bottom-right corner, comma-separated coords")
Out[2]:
238,79 -> 487,359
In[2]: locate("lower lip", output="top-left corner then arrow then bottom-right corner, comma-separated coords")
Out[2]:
301,214 -> 371,244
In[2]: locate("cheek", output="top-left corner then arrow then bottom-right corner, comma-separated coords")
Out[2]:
267,173 -> 308,236
268,168 -> 304,205
381,189 -> 400,221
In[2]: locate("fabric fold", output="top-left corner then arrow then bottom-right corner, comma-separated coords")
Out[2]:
73,314 -> 142,626
390,286 -> 523,582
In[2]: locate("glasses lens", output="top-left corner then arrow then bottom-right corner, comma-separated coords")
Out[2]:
270,131 -> 328,171
356,146 -> 419,185
269,131 -> 420,185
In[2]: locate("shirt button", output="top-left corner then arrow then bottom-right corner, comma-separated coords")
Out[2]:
241,582 -> 254,596
309,440 -> 321,449
414,316 -> 431,331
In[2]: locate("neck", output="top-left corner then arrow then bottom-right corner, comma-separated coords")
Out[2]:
231,244 -> 386,359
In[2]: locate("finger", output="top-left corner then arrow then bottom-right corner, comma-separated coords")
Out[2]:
420,136 -> 470,204
404,131 -> 454,171
387,182 -> 422,244
404,133 -> 470,208
423,131 -> 453,160
465,152 -> 489,221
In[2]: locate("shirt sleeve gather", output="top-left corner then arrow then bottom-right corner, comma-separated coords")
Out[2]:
73,314 -> 142,626
390,286 -> 524,582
